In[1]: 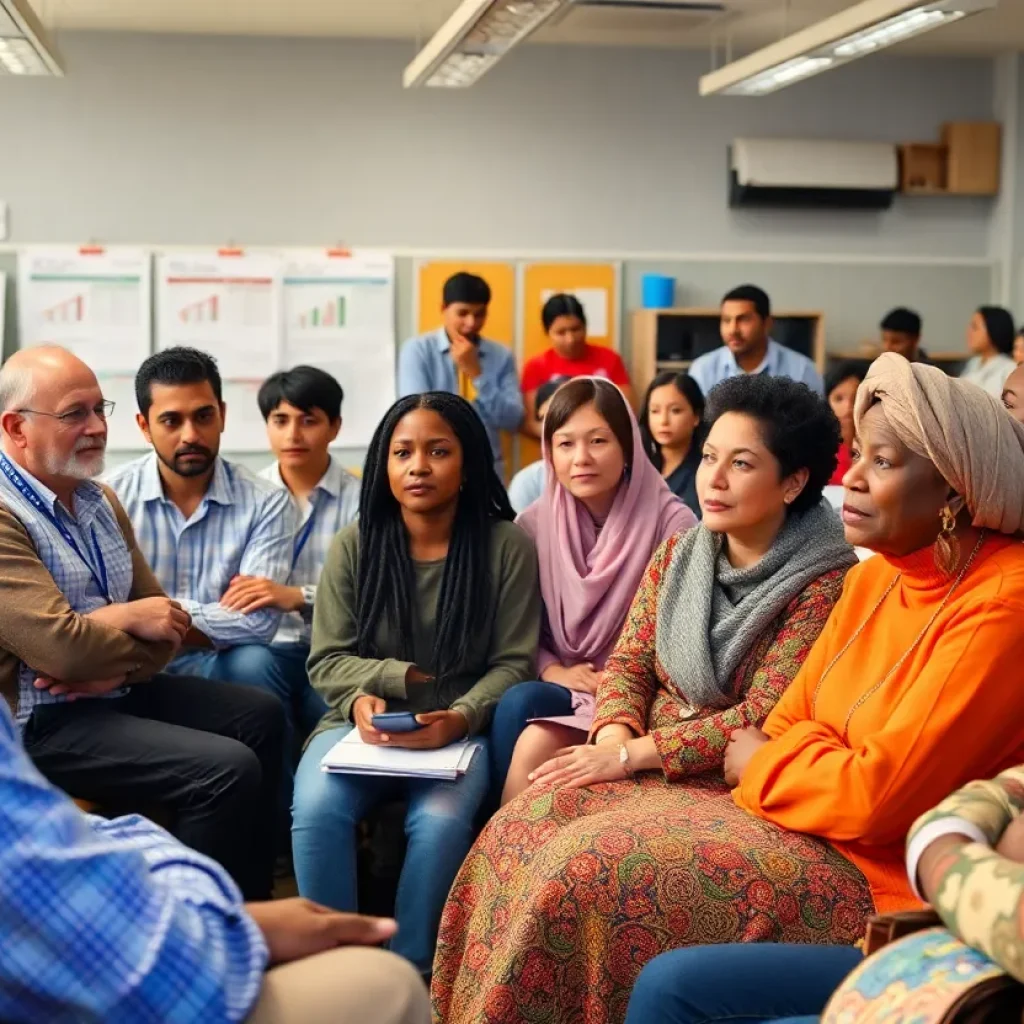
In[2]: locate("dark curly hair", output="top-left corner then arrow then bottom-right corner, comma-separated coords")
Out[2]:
704,374 -> 839,516
356,392 -> 514,684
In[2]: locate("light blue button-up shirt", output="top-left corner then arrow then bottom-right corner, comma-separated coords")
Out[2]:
397,328 -> 524,477
687,339 -> 824,397
259,456 -> 360,646
106,454 -> 296,649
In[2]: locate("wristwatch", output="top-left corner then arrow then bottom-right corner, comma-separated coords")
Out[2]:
618,742 -> 635,778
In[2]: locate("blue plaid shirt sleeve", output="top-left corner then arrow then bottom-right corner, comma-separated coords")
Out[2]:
0,702 -> 268,1024
182,485 -> 297,646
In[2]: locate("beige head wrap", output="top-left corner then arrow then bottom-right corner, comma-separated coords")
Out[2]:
853,352 -> 1024,535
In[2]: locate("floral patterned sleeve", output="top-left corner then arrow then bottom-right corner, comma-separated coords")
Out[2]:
589,536 -> 680,739
909,767 -> 1024,846
650,569 -> 847,782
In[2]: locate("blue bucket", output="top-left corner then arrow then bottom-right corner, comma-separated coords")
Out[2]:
641,274 -> 675,309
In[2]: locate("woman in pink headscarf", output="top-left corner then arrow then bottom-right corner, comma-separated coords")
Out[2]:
491,377 -> 696,803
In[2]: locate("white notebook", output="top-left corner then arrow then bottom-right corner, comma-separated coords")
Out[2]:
320,730 -> 481,780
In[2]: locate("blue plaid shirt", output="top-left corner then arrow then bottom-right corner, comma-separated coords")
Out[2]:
0,697 -> 267,1023
0,459 -> 134,724
105,454 -> 296,649
259,456 -> 361,646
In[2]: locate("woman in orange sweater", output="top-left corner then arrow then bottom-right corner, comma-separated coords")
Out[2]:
728,352 -> 1024,913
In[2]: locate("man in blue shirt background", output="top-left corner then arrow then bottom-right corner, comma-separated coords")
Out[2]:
687,284 -> 824,398
397,272 -> 523,478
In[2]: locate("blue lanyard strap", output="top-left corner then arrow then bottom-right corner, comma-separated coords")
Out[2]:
292,501 -> 318,567
0,453 -> 110,602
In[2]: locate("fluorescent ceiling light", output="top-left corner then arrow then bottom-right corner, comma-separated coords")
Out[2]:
404,0 -> 573,89
699,0 -> 995,97
0,0 -> 62,76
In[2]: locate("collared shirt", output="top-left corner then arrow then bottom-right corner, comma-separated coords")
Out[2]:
0,697 -> 267,1022
106,454 -> 296,649
0,458 -> 134,723
397,328 -> 524,477
507,459 -> 546,515
259,456 -> 361,645
687,339 -> 824,397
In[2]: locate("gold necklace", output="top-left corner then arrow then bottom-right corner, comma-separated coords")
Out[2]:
811,530 -> 987,739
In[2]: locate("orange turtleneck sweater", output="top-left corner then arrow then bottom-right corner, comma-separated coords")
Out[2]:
735,533 -> 1024,913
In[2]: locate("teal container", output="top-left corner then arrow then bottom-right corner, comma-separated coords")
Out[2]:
641,274 -> 675,309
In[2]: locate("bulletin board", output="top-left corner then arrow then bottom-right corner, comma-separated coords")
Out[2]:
415,260 -> 517,480
519,261 -> 621,466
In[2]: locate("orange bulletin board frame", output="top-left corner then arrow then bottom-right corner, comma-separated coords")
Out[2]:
415,260 -> 518,480
519,261 -> 621,466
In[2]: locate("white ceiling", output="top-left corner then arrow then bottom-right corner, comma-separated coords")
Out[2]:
28,0 -> 1024,56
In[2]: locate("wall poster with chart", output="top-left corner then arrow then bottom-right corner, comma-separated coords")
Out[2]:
17,246 -> 153,452
156,251 -> 284,453
281,249 -> 396,449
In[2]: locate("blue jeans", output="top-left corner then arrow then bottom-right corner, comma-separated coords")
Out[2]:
625,944 -> 864,1024
171,643 -> 328,821
489,680 -> 573,792
292,726 -> 491,973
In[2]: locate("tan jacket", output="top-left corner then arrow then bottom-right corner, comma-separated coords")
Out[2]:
0,484 -> 176,713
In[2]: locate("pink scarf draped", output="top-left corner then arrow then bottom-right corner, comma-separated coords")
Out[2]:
517,381 -> 698,675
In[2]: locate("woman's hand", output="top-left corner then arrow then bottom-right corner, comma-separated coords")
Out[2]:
384,710 -> 468,751
352,695 -> 387,745
593,724 -> 634,747
543,663 -> 602,694
528,743 -> 629,790
723,726 -> 770,787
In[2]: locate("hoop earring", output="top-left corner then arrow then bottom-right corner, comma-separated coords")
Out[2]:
933,504 -> 960,576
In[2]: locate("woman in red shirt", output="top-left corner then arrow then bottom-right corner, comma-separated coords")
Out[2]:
825,361 -> 866,485
520,294 -> 634,438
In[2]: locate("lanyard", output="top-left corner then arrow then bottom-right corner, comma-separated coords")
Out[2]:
0,453 -> 110,601
292,501 -> 318,567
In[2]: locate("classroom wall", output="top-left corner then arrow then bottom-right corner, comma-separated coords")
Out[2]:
0,32 -> 1002,469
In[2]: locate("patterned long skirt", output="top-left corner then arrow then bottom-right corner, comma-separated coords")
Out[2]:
432,774 -> 873,1024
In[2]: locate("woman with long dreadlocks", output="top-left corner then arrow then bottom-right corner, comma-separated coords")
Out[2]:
291,392 -> 541,976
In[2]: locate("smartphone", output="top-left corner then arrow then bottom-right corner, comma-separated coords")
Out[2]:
371,711 -> 425,733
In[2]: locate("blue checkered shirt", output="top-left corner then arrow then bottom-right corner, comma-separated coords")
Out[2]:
0,462 -> 134,724
106,455 -> 296,649
0,697 -> 268,1022
259,456 -> 361,645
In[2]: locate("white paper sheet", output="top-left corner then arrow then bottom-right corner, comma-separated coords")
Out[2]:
281,250 -> 397,449
17,247 -> 153,451
320,729 -> 481,780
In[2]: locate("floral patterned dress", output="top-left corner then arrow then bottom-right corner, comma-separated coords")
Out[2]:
432,538 -> 870,1024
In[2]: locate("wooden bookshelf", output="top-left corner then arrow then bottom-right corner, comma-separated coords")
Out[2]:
631,308 -> 825,391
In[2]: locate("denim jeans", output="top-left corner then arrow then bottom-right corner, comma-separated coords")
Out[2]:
488,680 -> 574,794
292,726 -> 491,974
624,944 -> 864,1024
171,643 -> 328,823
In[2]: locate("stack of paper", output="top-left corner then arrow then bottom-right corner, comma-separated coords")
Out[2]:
320,730 -> 481,780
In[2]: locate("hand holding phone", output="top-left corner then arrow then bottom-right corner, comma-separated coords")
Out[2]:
371,711 -> 426,734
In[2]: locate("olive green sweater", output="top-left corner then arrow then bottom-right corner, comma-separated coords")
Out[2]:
308,520 -> 540,739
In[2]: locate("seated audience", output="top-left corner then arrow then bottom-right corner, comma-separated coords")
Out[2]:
0,346 -> 283,900
824,361 -> 866,485
292,392 -> 540,976
397,272 -> 522,478
506,376 -> 566,514
432,374 -> 858,1024
687,284 -> 824,397
242,367 -> 360,747
880,306 -> 928,363
0,693 -> 430,1024
639,371 -> 705,512
1003,362 -> 1024,423
961,305 -> 1017,398
519,294 -> 633,438
492,378 -> 696,804
625,765 -> 1024,1024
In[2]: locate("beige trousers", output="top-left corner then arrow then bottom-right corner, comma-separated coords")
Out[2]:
247,947 -> 431,1024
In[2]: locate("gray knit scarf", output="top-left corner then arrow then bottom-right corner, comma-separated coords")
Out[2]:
656,499 -> 855,710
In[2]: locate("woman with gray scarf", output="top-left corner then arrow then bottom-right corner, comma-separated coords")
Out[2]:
433,375 -> 860,1024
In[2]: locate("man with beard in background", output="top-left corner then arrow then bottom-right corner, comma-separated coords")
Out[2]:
0,346 -> 285,899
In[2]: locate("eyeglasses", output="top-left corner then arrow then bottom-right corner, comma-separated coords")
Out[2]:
16,401 -> 116,427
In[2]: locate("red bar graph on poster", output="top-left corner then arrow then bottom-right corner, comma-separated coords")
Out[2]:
42,293 -> 85,323
179,294 -> 220,323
